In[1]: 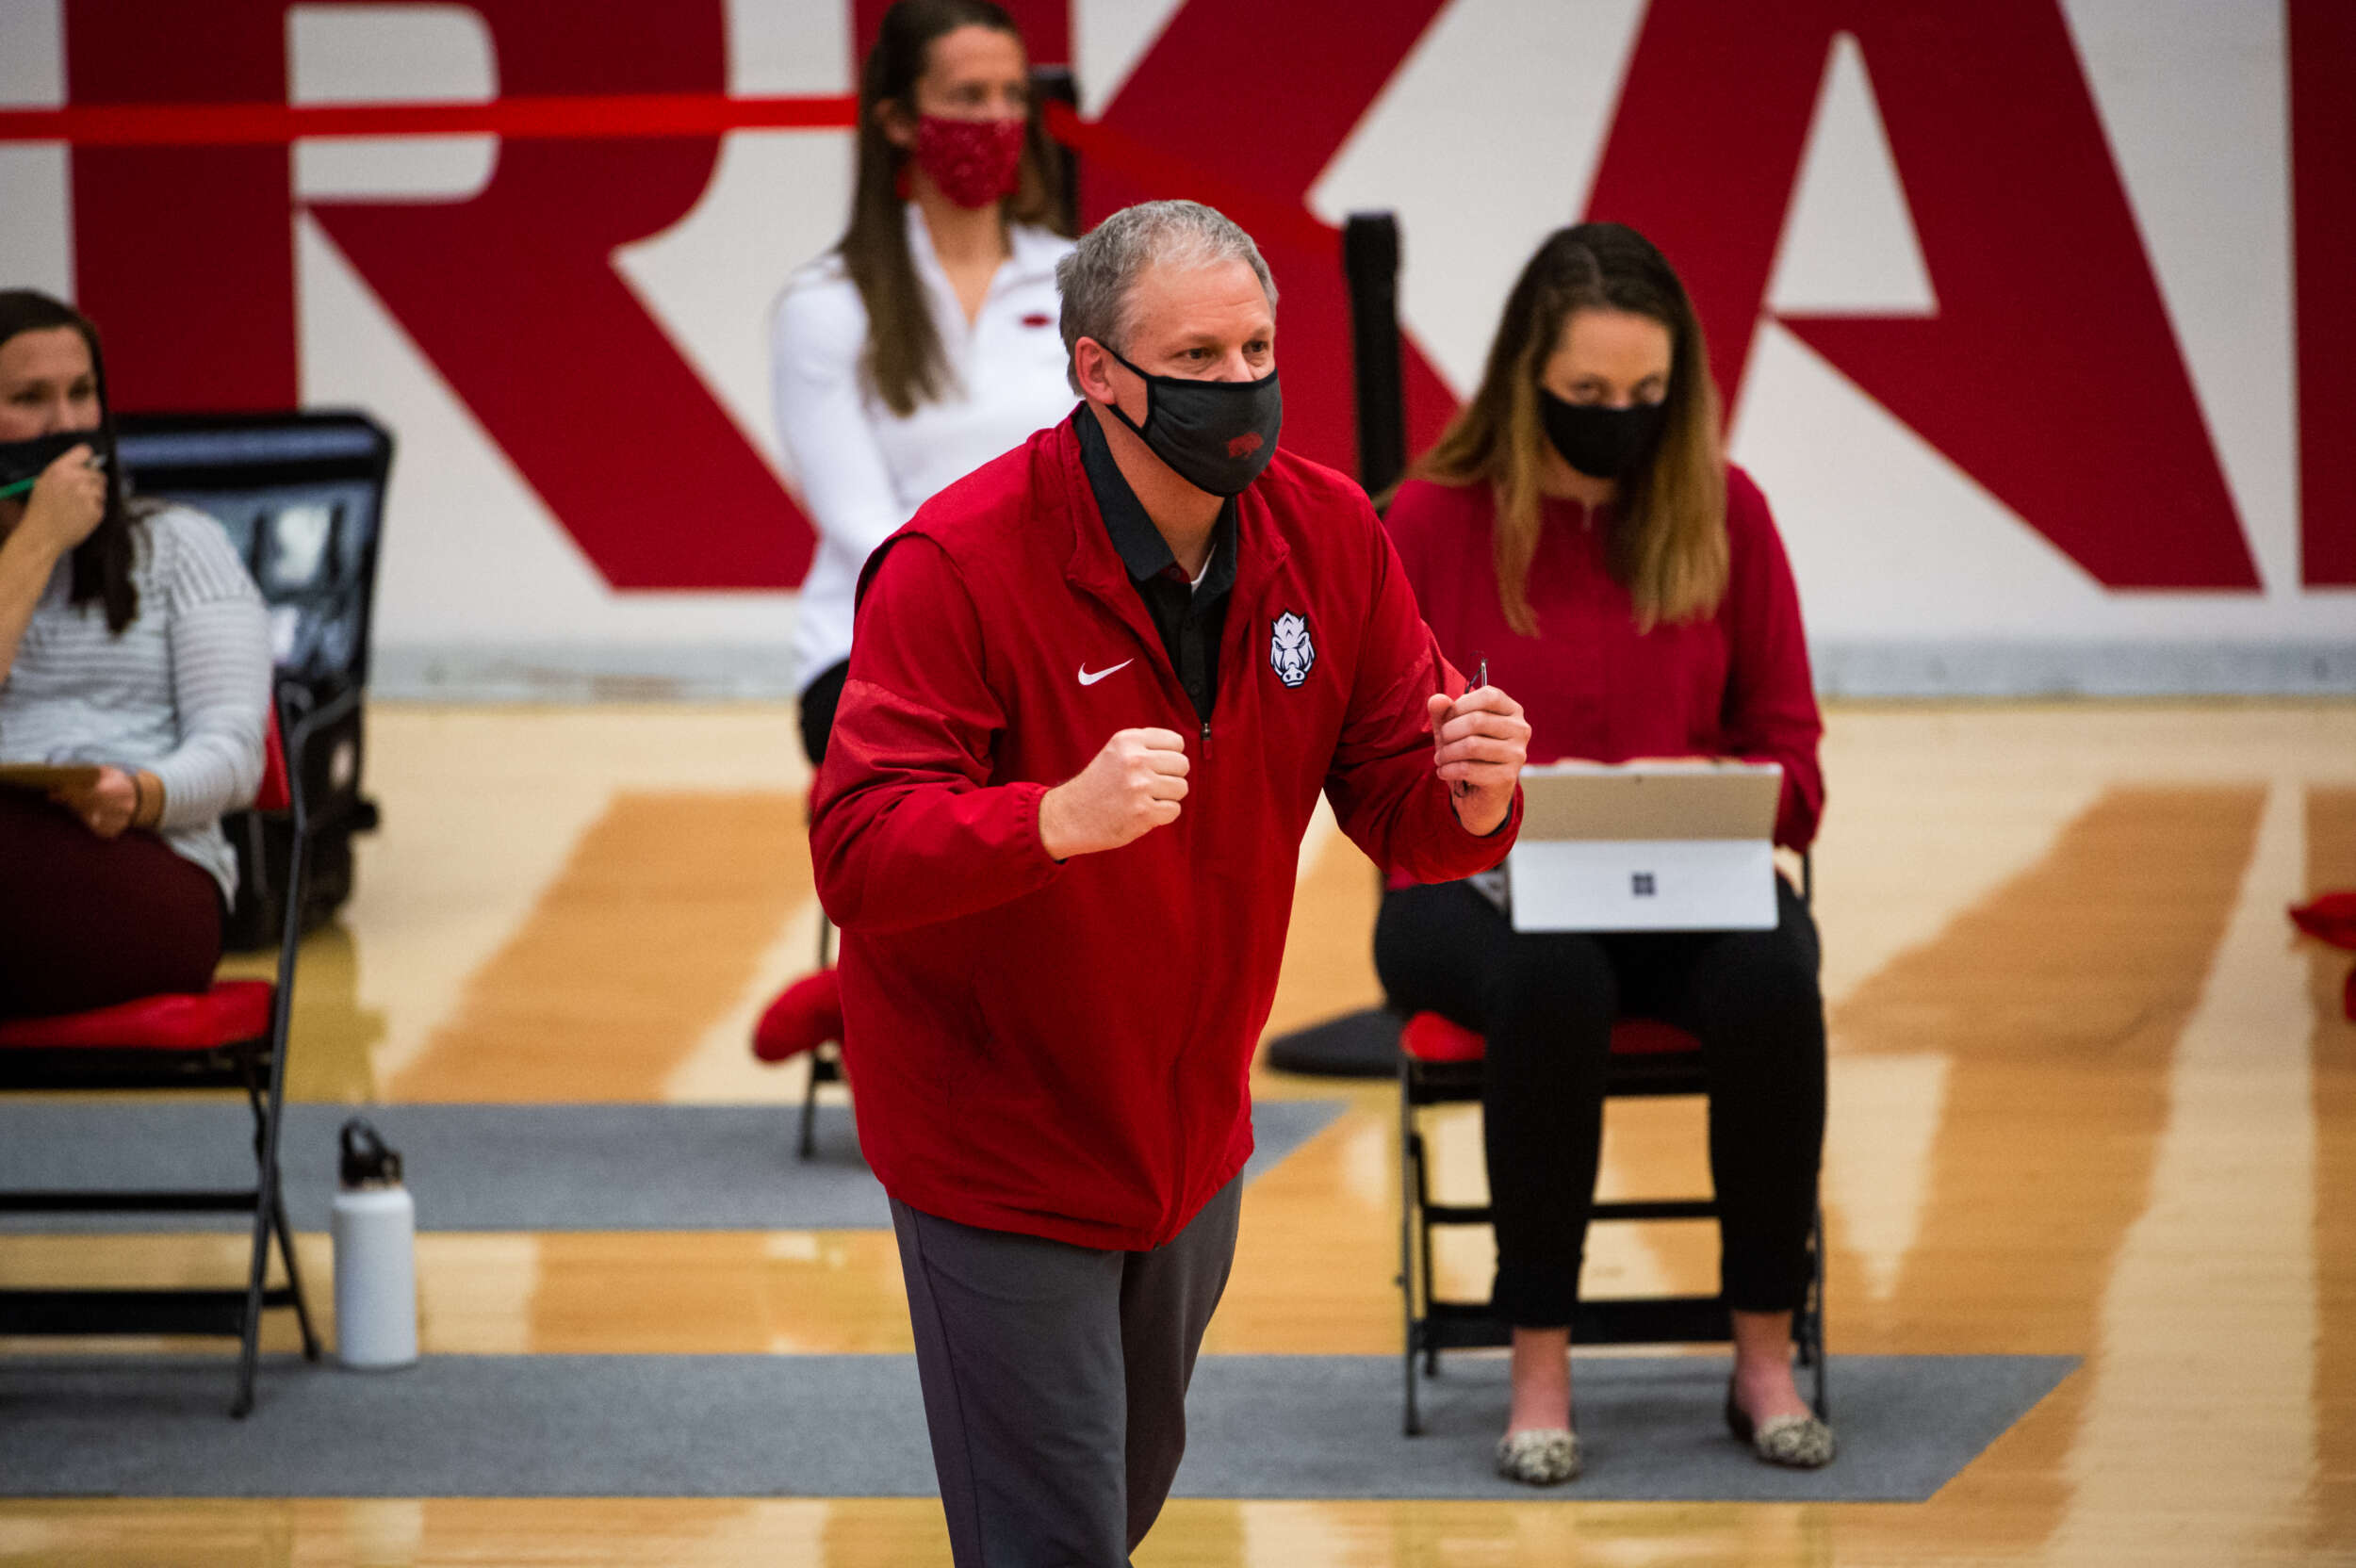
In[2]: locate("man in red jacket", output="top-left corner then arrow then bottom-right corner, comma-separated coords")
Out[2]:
811,199 -> 1530,1566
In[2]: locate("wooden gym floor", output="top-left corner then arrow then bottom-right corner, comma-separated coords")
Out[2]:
3,700 -> 2353,1565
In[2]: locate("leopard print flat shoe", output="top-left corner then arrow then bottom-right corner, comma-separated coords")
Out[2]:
1494,1428 -> 1582,1485
1725,1391 -> 1837,1468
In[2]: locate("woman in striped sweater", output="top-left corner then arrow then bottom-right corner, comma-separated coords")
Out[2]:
0,291 -> 271,1019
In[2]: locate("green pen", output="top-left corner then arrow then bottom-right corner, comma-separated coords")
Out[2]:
1,450 -> 105,501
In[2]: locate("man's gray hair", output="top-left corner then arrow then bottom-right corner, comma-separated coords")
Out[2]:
1056,200 -> 1279,394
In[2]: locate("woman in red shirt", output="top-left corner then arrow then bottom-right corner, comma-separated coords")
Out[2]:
1379,223 -> 1832,1484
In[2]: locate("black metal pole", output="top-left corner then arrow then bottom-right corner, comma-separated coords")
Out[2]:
1344,211 -> 1406,500
1260,214 -> 1413,1079
1033,66 -> 1082,235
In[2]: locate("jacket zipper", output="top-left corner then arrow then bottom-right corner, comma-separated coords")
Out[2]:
1199,717 -> 1211,763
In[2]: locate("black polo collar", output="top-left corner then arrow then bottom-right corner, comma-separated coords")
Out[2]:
1074,406 -> 1238,600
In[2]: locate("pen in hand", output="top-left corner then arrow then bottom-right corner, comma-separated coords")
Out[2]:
1452,655 -> 1486,802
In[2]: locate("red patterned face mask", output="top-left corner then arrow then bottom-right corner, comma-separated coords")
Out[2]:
904,114 -> 1027,208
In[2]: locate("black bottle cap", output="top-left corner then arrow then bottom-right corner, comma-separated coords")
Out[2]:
338,1118 -> 403,1186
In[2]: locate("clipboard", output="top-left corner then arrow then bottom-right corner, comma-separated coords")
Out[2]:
0,762 -> 102,792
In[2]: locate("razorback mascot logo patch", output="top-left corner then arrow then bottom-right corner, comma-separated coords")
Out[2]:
1269,611 -> 1315,689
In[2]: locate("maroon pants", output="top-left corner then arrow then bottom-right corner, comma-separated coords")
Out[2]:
0,789 -> 223,1019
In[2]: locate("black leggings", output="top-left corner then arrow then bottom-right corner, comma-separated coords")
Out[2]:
1375,876 -> 1825,1326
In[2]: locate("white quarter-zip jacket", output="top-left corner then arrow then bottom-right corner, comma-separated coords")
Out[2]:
771,205 -> 1076,696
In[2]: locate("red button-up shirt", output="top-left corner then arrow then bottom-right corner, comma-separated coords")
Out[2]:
1383,466 -> 1824,850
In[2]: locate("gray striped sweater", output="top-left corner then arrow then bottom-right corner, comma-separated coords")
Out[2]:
1,506 -> 271,901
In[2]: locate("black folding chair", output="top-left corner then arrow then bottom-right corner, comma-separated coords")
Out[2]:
1396,859 -> 1829,1438
0,681 -> 356,1416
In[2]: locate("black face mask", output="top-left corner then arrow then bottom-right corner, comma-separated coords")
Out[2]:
0,427 -> 108,500
1104,348 -> 1283,497
1538,390 -> 1667,482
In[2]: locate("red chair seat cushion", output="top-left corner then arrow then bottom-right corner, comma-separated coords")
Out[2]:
2291,891 -> 2356,950
752,969 -> 844,1063
2290,895 -> 2356,1022
0,980 -> 274,1050
1398,1011 -> 1701,1063
1399,1012 -> 1488,1063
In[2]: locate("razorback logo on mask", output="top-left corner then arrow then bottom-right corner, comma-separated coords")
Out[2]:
1225,432 -> 1264,459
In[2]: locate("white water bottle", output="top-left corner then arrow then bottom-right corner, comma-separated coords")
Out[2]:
332,1119 -> 418,1370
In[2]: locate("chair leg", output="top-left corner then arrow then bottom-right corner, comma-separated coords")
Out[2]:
796,1050 -> 824,1162
228,1051 -> 277,1415
273,1187 -> 322,1361
232,1190 -> 273,1418
1399,1066 -> 1421,1437
1415,1127 -> 1440,1380
797,912 -> 839,1164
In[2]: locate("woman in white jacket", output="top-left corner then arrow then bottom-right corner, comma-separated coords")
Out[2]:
774,0 -> 1075,763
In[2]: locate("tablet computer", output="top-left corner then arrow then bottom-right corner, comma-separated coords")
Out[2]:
1504,760 -> 1782,932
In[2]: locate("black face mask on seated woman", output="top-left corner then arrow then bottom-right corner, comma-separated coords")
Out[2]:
1538,389 -> 1665,482
0,428 -> 108,501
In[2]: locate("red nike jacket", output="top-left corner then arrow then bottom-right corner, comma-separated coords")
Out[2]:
810,416 -> 1520,1250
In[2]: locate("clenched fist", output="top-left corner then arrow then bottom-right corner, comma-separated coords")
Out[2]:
1039,727 -> 1189,859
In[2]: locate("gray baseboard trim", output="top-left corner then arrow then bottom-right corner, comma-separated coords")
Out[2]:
369,640 -> 2356,703
1811,641 -> 2356,698
371,643 -> 803,702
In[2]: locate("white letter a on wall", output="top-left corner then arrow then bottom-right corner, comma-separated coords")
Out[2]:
1768,32 -> 1938,317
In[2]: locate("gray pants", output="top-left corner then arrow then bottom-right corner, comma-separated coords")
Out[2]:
889,1177 -> 1243,1568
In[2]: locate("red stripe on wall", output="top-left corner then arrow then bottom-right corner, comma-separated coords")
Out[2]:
0,92 -> 859,146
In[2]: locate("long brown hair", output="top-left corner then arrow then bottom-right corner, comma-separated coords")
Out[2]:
1413,223 -> 1726,635
840,0 -> 1067,417
0,289 -> 143,635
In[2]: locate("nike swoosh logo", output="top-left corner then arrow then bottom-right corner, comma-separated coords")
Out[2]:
1077,660 -> 1134,687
